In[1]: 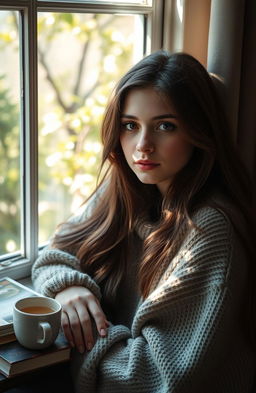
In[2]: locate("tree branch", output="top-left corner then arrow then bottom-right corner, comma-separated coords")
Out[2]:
97,14 -> 116,31
38,46 -> 68,111
37,14 -> 116,117
71,14 -> 116,109
73,40 -> 90,97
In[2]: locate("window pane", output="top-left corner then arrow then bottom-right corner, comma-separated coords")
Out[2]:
38,1 -> 152,5
98,0 -> 152,3
38,12 -> 144,244
0,11 -> 21,256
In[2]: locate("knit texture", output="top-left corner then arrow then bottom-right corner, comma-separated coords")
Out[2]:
32,249 -> 101,300
32,204 -> 255,393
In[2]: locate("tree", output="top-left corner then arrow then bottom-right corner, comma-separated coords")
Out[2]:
0,75 -> 19,254
0,10 -> 136,253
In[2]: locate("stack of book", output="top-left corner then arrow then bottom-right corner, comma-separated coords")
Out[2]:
0,319 -> 16,345
0,331 -> 71,378
0,277 -> 71,382
0,277 -> 40,345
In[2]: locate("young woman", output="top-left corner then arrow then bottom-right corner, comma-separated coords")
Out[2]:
32,51 -> 256,393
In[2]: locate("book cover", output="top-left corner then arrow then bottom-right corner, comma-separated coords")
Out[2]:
0,332 -> 71,378
0,277 -> 40,335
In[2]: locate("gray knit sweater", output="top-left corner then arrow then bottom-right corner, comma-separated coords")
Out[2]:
32,201 -> 255,393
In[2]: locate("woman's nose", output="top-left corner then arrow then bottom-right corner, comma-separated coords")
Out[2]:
136,131 -> 154,153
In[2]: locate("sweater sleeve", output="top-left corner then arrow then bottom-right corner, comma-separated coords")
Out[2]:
31,189 -> 103,300
71,208 -> 252,393
31,248 -> 101,299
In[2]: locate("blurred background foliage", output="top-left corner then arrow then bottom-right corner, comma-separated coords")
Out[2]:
0,74 -> 20,254
0,10 -> 139,254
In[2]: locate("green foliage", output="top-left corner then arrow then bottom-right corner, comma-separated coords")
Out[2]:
0,75 -> 19,254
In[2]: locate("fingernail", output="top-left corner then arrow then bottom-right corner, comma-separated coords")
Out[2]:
79,345 -> 84,354
87,342 -> 93,351
100,328 -> 106,337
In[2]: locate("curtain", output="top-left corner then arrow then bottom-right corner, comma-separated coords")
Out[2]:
237,0 -> 256,180
163,0 -> 256,180
207,0 -> 256,180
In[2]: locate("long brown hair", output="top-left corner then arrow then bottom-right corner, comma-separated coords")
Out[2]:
52,51 -> 255,310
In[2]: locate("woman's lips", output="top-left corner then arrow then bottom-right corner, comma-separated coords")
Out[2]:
134,160 -> 160,171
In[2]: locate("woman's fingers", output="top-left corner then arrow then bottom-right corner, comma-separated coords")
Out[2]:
61,311 -> 75,348
55,286 -> 109,353
75,304 -> 95,351
87,298 -> 108,337
63,306 -> 85,353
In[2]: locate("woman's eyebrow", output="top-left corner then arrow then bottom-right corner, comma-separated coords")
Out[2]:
153,114 -> 178,120
121,113 -> 178,119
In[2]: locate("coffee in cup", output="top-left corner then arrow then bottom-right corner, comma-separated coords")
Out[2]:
13,296 -> 61,349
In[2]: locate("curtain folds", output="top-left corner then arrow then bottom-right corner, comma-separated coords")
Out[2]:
207,0 -> 245,141
237,0 -> 256,179
207,0 -> 256,179
163,0 -> 255,181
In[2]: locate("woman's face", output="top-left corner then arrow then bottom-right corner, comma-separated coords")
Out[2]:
119,87 -> 194,195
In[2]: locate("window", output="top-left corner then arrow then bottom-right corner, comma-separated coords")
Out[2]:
0,0 -> 164,279
0,11 -> 21,257
38,11 -> 145,244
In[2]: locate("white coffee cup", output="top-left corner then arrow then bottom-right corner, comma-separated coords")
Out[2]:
13,296 -> 62,350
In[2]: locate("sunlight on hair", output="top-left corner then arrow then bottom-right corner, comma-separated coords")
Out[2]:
209,73 -> 225,84
163,209 -> 173,220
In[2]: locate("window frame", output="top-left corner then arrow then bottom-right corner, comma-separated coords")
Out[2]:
0,0 -> 165,279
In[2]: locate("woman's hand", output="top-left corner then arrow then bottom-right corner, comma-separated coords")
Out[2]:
55,286 -> 108,353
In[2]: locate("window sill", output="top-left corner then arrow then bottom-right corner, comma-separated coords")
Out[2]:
0,257 -> 33,281
19,275 -> 33,289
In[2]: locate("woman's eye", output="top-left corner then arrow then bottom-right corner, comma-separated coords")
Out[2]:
122,122 -> 137,131
158,122 -> 176,131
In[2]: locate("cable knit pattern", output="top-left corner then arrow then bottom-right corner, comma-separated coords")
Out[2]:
32,205 -> 255,393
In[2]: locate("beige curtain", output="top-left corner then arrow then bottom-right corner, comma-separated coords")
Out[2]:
207,0 -> 256,179
163,0 -> 256,180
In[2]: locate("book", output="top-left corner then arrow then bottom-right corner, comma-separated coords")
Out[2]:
0,333 -> 16,346
0,277 -> 40,337
0,331 -> 71,378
